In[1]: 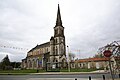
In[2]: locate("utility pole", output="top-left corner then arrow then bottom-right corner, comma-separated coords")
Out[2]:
109,58 -> 114,80
67,46 -> 70,72
103,50 -> 114,80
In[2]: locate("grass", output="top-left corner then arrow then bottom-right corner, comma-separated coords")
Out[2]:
60,68 -> 96,72
0,69 -> 45,73
0,68 -> 97,74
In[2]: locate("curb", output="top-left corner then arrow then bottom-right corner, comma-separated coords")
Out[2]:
31,72 -> 109,75
0,72 -> 109,75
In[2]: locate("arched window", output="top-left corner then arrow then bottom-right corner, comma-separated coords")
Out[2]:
56,39 -> 57,43
55,46 -> 58,55
28,60 -> 32,68
61,44 -> 64,54
32,59 -> 35,68
79,64 -> 81,67
46,48 -> 48,52
36,59 -> 39,68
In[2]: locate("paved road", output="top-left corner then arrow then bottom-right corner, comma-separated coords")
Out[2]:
0,73 -> 119,80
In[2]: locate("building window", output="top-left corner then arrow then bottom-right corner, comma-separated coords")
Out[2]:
41,49 -> 43,53
56,39 -> 57,43
55,29 -> 58,35
55,46 -> 58,55
61,45 -> 64,54
79,64 -> 81,67
72,64 -> 74,68
83,63 -> 85,68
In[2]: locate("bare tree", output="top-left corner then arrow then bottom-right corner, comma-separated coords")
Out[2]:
98,40 -> 120,74
68,52 -> 75,61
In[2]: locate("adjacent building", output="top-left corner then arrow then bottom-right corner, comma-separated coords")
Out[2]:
22,4 -> 67,70
71,57 -> 119,72
74,57 -> 109,69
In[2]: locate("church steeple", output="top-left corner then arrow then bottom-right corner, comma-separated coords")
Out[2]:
54,4 -> 64,37
56,4 -> 62,26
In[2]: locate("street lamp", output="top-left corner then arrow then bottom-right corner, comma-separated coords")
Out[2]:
67,45 -> 70,72
103,50 -> 114,80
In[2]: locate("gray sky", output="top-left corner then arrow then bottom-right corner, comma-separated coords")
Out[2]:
0,0 -> 120,62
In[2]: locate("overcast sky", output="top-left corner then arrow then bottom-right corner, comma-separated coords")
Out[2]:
0,0 -> 120,62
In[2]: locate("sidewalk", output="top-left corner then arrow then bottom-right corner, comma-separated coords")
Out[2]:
32,71 -> 109,75
26,78 -> 120,80
26,78 -> 100,80
0,72 -> 108,75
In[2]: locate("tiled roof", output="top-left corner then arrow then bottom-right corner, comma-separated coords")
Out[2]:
76,57 -> 109,63
28,42 -> 50,53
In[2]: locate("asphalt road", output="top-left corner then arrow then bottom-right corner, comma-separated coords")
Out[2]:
0,73 -> 119,80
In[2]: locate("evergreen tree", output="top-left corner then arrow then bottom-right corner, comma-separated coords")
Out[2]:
0,55 -> 11,70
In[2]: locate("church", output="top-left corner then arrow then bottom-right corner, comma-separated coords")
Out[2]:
22,4 -> 67,70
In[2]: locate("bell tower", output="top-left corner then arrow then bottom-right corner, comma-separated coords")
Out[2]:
49,4 -> 67,69
54,4 -> 66,56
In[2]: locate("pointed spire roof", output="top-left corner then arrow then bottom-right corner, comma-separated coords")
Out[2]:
55,4 -> 62,26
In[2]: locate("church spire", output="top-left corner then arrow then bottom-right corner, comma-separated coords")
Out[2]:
56,4 -> 62,26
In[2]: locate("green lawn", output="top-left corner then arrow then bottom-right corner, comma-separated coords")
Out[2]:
60,68 -> 96,72
0,68 -> 97,74
0,69 -> 45,73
